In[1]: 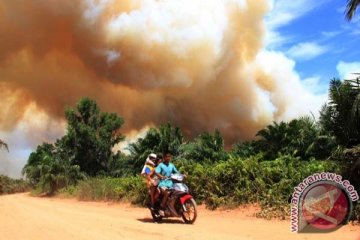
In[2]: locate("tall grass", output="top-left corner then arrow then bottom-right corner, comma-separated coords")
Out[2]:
0,175 -> 30,195
74,176 -> 148,205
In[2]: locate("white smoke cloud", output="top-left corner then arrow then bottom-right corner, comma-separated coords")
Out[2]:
0,103 -> 66,178
255,50 -> 326,120
0,0 -> 328,177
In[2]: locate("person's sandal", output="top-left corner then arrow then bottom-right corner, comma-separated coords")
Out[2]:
159,207 -> 165,216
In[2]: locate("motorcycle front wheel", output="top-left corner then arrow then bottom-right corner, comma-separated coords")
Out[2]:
181,198 -> 197,224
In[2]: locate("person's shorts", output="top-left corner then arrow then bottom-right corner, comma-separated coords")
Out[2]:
158,179 -> 173,189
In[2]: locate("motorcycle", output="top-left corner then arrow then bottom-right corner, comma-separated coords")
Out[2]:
150,173 -> 197,224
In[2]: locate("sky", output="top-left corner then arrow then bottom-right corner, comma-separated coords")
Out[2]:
266,0 -> 360,92
0,0 -> 359,178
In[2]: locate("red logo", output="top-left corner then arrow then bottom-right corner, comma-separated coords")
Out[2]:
301,182 -> 351,230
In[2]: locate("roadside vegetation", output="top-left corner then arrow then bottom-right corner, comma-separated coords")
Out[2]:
0,175 -> 30,195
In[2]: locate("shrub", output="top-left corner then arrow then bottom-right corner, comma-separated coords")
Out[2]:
0,175 -> 30,195
60,155 -> 344,220
174,155 -> 341,218
75,176 -> 148,205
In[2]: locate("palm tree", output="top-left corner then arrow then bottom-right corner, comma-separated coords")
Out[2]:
0,139 -> 8,152
157,123 -> 184,155
326,78 -> 360,146
179,129 -> 226,162
346,0 -> 360,21
127,127 -> 161,173
255,121 -> 288,159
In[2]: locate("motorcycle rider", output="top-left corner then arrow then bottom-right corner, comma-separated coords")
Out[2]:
155,152 -> 179,214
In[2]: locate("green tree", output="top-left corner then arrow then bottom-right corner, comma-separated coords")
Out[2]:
127,128 -> 161,173
23,98 -> 124,193
179,129 -> 227,162
22,142 -> 85,194
127,123 -> 184,173
318,104 -> 334,135
63,97 -> 125,176
37,157 -> 85,195
286,116 -> 318,158
346,0 -> 360,20
107,152 -> 132,177
157,123 -> 184,155
255,117 -> 321,159
23,143 -> 55,185
321,78 -> 360,146
231,141 -> 257,159
255,121 -> 288,159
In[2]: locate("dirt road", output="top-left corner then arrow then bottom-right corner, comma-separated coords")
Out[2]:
0,193 -> 358,240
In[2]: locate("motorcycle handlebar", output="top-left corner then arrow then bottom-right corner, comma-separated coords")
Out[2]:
160,173 -> 187,181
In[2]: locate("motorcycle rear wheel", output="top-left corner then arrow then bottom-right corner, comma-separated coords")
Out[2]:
181,198 -> 197,224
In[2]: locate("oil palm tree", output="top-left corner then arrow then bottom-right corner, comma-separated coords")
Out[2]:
255,121 -> 288,159
327,78 -> 360,146
346,0 -> 360,20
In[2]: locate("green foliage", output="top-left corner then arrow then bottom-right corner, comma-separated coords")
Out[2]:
63,97 -> 125,176
75,176 -> 147,205
107,152 -> 133,177
251,116 -> 330,160
231,141 -> 257,158
127,123 -> 184,173
22,143 -> 86,195
321,78 -> 360,147
336,145 -> 360,194
38,160 -> 85,195
176,155 -> 339,216
306,135 -> 337,159
23,97 -> 125,194
23,143 -> 56,185
127,128 -> 161,173
178,129 -> 227,162
0,175 -> 29,195
346,0 -> 360,20
57,185 -> 78,198
157,123 -> 184,155
352,202 -> 360,222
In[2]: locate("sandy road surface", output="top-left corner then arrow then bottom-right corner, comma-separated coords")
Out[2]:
0,193 -> 358,240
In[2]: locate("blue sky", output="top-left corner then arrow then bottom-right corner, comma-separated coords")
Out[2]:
265,0 -> 360,95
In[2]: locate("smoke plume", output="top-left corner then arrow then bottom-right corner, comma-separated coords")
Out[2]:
0,0 -> 324,147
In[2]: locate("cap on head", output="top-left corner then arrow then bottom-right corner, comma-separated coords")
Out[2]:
149,153 -> 157,159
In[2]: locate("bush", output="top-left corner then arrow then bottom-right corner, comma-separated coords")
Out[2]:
352,202 -> 360,223
174,155 -> 340,217
59,155 -> 344,220
74,176 -> 148,205
0,175 -> 30,195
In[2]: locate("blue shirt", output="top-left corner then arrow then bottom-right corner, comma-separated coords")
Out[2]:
155,162 -> 179,188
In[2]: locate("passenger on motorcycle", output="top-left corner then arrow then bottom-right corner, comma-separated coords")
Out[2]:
141,153 -> 161,209
141,153 -> 157,177
155,152 -> 179,212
